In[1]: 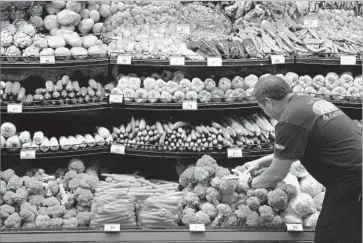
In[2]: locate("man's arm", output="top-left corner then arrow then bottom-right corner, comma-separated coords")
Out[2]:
256,154 -> 274,167
251,155 -> 296,188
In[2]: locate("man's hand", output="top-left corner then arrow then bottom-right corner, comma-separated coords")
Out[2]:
238,160 -> 260,174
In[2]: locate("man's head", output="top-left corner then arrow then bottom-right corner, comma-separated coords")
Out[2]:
253,75 -> 293,120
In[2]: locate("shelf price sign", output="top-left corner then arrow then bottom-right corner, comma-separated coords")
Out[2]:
40,55 -> 55,64
207,57 -> 222,67
110,144 -> 125,155
182,100 -> 197,110
109,94 -> 124,104
340,55 -> 356,65
271,55 -> 285,64
104,224 -> 120,232
286,224 -> 303,232
20,150 -> 36,160
170,56 -> 185,66
7,103 -> 22,113
117,55 -> 132,65
189,224 -> 206,232
176,24 -> 190,35
227,147 -> 243,158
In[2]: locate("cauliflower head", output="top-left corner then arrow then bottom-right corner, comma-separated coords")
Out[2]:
14,31 -> 32,49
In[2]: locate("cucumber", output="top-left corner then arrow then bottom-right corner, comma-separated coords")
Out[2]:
35,88 -> 46,95
88,79 -> 97,90
87,87 -> 95,97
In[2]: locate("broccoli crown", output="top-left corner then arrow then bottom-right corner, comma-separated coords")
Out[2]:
38,207 -> 48,216
236,204 -> 251,223
23,221 -> 36,228
47,205 -> 67,218
79,174 -> 99,191
0,180 -> 6,194
255,188 -> 268,204
215,167 -> 230,178
28,194 -> 44,208
76,211 -> 91,226
206,187 -> 221,205
63,208 -> 77,219
47,181 -> 59,196
221,214 -> 238,227
193,167 -> 210,184
5,212 -> 21,228
284,184 -> 298,201
65,170 -> 77,181
35,215 -> 51,228
267,189 -> 288,211
246,197 -> 260,211
0,204 -> 15,218
68,158 -> 85,173
246,211 -> 259,227
195,155 -> 218,176
221,192 -> 238,206
246,190 -> 256,197
1,169 -> 15,183
210,177 -> 221,189
236,192 -> 247,206
3,191 -> 15,205
201,202 -> 217,220
193,183 -> 208,200
196,210 -> 211,225
259,205 -> 274,226
272,215 -> 284,227
25,178 -> 43,195
12,187 -> 29,204
6,176 -> 23,191
219,178 -> 237,195
19,202 -> 38,222
179,167 -> 195,188
50,217 -> 63,228
74,188 -> 94,207
43,196 -> 60,207
182,211 -> 197,225
183,192 -> 200,207
216,203 -> 232,217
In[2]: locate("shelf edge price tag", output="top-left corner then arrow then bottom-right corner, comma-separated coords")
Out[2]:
189,224 -> 205,232
104,224 -> 120,232
20,150 -> 36,160
286,224 -> 303,232
340,55 -> 356,65
109,94 -> 124,104
117,55 -> 132,65
271,55 -> 285,64
182,100 -> 197,110
176,24 -> 190,34
227,147 -> 243,158
207,57 -> 222,67
110,144 -> 125,155
7,103 -> 22,113
40,55 -> 55,64
170,56 -> 185,66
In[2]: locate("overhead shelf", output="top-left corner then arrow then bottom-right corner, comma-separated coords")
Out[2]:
1,146 -> 109,160
295,57 -> 362,65
0,227 -> 315,243
0,58 -> 109,69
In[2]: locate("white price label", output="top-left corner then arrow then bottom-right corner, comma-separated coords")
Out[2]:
104,224 -> 120,232
286,224 -> 303,232
110,144 -> 125,154
117,55 -> 132,65
207,57 -> 222,67
109,94 -> 124,104
176,24 -> 190,34
340,55 -> 356,65
304,19 -> 318,28
7,103 -> 22,113
189,224 -> 205,232
182,100 -> 197,110
271,55 -> 285,64
20,150 -> 36,160
170,56 -> 185,66
227,147 -> 243,158
40,55 -> 55,64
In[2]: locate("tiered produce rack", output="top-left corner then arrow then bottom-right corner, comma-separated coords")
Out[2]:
1,1 -> 362,242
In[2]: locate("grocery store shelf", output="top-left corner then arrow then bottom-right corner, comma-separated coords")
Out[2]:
1,101 -> 108,114
0,227 -> 315,243
295,57 -> 362,65
1,146 -> 109,160
0,58 -> 109,69
110,57 -> 295,66
115,147 -> 273,159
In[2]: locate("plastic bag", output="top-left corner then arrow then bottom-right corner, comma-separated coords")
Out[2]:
289,192 -> 317,218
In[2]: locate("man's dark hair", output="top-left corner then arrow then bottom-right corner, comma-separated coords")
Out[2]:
253,75 -> 293,104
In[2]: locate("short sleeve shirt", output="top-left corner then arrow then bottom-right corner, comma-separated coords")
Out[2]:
274,95 -> 362,188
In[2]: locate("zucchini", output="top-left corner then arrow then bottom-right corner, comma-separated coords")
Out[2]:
87,87 -> 95,97
88,79 -> 98,90
35,88 -> 46,95
33,94 -> 44,102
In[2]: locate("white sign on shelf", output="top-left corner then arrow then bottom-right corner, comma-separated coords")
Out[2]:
20,150 -> 36,160
286,224 -> 303,232
104,224 -> 120,232
40,56 -> 55,64
110,144 -> 125,155
227,147 -> 243,158
271,55 -> 285,64
182,100 -> 197,110
340,55 -> 356,65
7,103 -> 22,113
109,94 -> 124,104
304,19 -> 318,28
207,57 -> 222,67
189,224 -> 206,232
170,56 -> 185,66
176,24 -> 191,34
117,55 -> 132,65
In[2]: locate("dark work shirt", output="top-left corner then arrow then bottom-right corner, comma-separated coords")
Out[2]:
274,94 -> 362,188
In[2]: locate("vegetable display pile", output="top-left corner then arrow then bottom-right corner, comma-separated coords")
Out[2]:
0,122 -> 112,152
110,114 -> 276,152
0,158 -> 99,228
178,155 -> 325,228
0,76 -> 114,105
91,174 -> 181,227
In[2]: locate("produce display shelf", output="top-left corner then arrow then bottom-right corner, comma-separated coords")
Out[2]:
109,57 -> 295,66
1,102 -> 108,114
118,147 -> 273,159
0,58 -> 110,69
295,57 -> 362,65
0,227 -> 315,243
1,146 -> 109,160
